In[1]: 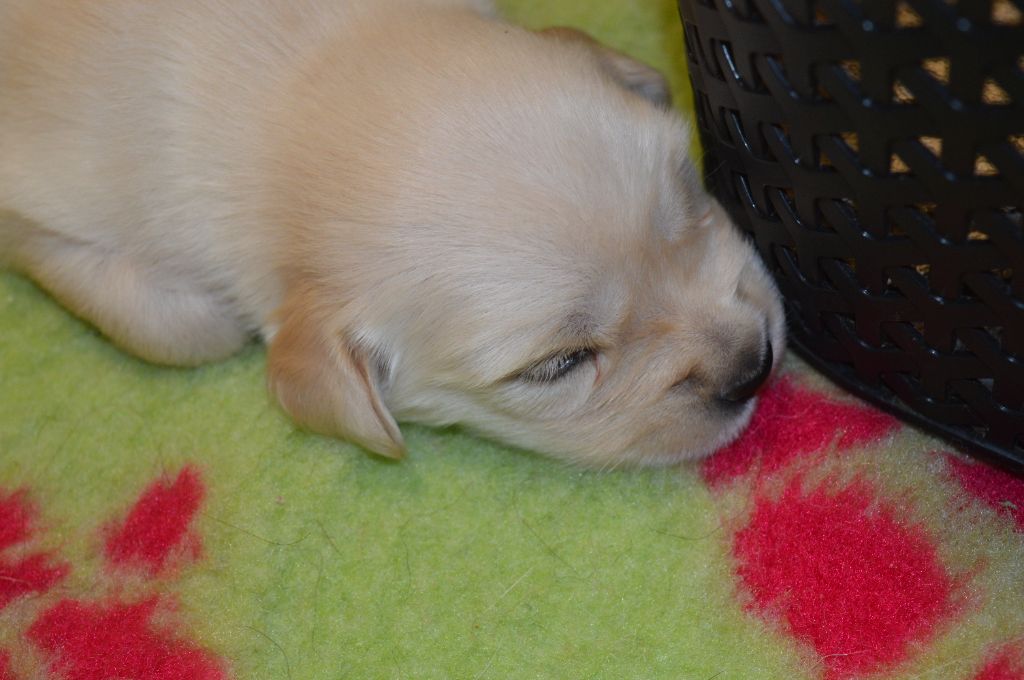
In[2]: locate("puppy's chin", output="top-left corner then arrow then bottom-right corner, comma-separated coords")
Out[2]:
635,399 -> 760,467
388,377 -> 767,469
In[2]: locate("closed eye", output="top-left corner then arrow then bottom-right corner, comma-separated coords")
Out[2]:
516,348 -> 595,383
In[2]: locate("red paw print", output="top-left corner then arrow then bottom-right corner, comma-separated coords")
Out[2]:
703,377 -> 961,678
0,491 -> 69,610
733,477 -> 956,679
0,466 -> 228,679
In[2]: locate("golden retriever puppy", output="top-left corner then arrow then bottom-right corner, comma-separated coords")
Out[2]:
0,0 -> 785,465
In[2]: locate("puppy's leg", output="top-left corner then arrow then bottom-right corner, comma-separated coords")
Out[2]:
6,225 -> 248,366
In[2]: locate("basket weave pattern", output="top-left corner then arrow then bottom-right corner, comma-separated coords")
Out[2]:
677,0 -> 1024,468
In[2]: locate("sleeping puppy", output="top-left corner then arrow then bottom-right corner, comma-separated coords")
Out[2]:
0,0 -> 785,466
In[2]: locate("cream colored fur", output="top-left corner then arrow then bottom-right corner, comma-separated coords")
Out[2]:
0,0 -> 785,465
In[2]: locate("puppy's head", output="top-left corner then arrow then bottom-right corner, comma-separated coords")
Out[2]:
269,17 -> 785,466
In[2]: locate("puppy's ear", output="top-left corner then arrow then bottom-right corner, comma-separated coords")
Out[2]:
267,292 -> 405,459
539,27 -> 671,109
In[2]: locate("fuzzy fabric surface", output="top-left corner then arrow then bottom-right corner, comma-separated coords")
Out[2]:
2,1 -> 1023,679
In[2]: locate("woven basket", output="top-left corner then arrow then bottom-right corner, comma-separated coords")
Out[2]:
677,0 -> 1024,470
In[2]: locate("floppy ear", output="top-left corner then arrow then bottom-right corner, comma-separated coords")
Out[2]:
539,27 -> 671,109
267,292 -> 405,459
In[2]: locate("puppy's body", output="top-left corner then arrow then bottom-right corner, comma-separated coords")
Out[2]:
0,0 -> 785,465
2,0 -> 494,361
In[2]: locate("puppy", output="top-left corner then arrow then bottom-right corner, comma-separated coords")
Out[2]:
0,0 -> 785,466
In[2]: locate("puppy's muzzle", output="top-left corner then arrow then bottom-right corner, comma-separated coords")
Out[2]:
719,340 -> 773,405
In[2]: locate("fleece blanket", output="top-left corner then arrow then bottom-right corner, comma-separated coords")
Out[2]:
1,1 -> 1023,678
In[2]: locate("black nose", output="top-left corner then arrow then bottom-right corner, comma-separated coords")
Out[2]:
720,341 -> 773,404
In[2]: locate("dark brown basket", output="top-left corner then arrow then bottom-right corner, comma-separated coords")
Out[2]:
677,0 -> 1024,470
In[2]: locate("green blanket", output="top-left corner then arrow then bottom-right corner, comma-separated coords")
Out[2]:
2,2 -> 1023,679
